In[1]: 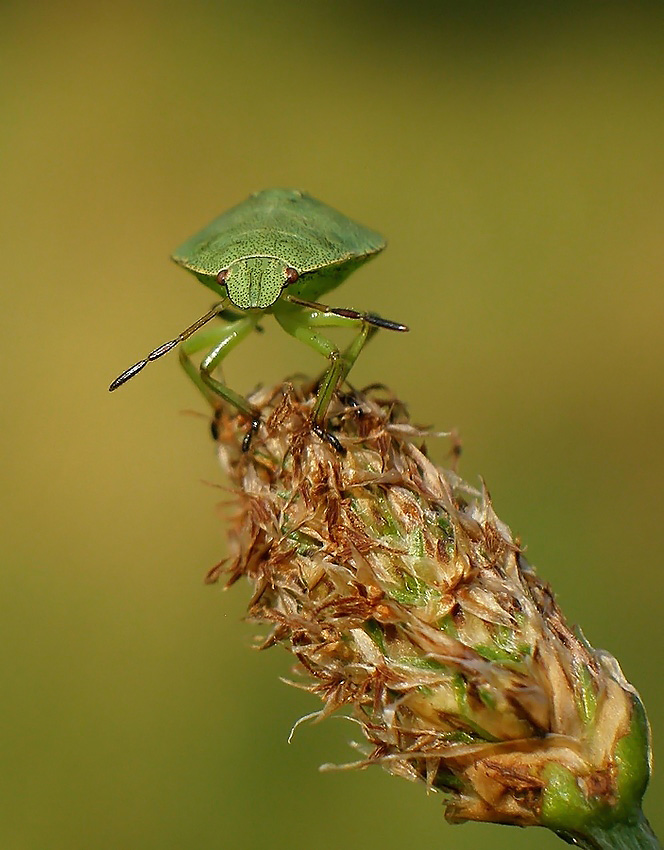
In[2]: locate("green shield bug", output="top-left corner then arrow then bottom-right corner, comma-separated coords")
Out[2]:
109,188 -> 408,451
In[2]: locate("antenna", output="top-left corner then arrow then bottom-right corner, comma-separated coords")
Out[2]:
109,299 -> 228,391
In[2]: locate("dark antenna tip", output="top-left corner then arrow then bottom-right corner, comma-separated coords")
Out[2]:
366,313 -> 409,333
109,359 -> 148,391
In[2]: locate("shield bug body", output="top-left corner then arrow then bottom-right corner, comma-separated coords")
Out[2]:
109,189 -> 408,449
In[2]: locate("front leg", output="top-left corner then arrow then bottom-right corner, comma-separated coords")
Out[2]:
179,317 -> 262,450
273,306 -> 346,425
273,303 -> 378,450
282,294 -> 408,412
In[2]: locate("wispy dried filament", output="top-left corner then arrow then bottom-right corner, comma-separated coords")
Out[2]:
211,381 -> 652,845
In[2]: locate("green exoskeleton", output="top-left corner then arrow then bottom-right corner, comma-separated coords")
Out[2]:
109,189 -> 408,450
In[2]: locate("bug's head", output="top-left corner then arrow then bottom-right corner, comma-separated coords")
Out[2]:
218,257 -> 299,310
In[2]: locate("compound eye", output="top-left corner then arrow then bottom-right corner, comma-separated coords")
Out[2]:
216,268 -> 229,285
285,266 -> 299,284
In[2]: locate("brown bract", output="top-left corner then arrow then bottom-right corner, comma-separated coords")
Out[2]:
211,381 -> 644,828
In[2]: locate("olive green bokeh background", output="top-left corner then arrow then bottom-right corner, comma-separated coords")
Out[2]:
2,2 -> 663,848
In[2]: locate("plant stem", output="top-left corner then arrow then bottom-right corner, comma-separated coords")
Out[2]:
558,814 -> 661,850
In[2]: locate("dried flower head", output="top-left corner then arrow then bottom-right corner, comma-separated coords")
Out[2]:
210,381 -> 655,850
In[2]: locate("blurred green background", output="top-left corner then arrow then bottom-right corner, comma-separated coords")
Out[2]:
2,2 -> 663,848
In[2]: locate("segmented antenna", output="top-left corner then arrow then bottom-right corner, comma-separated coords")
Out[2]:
286,295 -> 409,333
109,300 -> 227,391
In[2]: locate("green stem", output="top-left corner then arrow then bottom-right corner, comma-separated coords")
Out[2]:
557,813 -> 661,850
